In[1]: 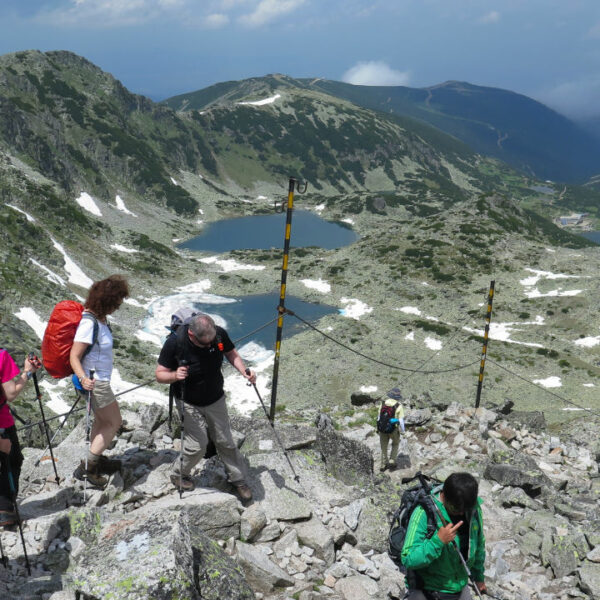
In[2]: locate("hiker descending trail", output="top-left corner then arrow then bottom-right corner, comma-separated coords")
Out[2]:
377,387 -> 406,472
69,275 -> 130,488
155,312 -> 256,503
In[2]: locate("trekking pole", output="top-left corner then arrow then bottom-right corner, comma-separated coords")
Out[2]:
28,354 -> 60,485
34,392 -> 83,467
0,452 -> 31,575
83,370 -> 94,502
178,360 -> 189,499
475,280 -> 495,409
415,472 -> 485,600
245,369 -> 300,483
168,384 -> 174,434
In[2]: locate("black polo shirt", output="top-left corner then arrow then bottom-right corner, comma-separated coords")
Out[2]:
157,325 -> 234,407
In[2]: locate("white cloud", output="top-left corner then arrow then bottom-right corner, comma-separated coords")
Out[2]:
478,10 -> 500,24
342,61 -> 410,87
536,75 -> 600,118
204,13 -> 229,28
40,0 -> 162,27
586,21 -> 600,39
238,0 -> 305,27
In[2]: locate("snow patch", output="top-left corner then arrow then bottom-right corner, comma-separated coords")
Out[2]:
341,218 -> 354,225
75,192 -> 102,217
238,93 -> 281,106
6,204 -> 35,222
110,244 -> 138,254
314,204 -> 325,213
359,385 -> 378,393
339,298 -> 373,320
405,331 -> 415,341
114,195 -> 136,217
574,336 -> 600,348
424,337 -> 442,351
29,259 -> 66,286
170,177 -> 178,185
300,279 -> 331,293
51,237 -> 93,288
14,307 -> 47,340
583,383 -> 595,387
400,306 -> 422,316
463,320 -> 544,348
532,376 -> 562,388
111,369 -> 168,406
200,256 -> 265,273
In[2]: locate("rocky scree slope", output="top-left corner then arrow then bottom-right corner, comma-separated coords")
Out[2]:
0,392 -> 598,599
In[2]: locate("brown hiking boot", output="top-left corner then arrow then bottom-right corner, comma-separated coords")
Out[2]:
96,455 -> 122,474
73,460 -> 108,488
233,482 -> 253,503
170,474 -> 195,491
0,509 -> 17,527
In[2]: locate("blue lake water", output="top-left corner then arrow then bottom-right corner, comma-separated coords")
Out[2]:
531,185 -> 555,195
581,231 -> 600,244
188,293 -> 336,349
179,210 -> 358,252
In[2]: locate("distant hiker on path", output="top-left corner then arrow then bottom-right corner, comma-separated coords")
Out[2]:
155,313 -> 255,502
0,349 -> 41,526
377,387 -> 405,472
401,472 -> 487,599
70,275 -> 129,487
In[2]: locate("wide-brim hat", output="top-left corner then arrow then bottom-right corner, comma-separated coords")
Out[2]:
387,387 -> 403,401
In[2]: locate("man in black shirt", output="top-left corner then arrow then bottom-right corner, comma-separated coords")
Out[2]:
156,313 -> 255,502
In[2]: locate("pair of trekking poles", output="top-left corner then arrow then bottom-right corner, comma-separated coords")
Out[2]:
0,352 -> 52,577
170,362 -> 300,499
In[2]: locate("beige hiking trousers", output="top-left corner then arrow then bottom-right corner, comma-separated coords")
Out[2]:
173,395 -> 247,484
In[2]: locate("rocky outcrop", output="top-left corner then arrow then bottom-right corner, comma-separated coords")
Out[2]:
0,395 -> 598,600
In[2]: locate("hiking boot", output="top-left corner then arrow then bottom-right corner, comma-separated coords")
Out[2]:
96,455 -> 122,474
73,460 -> 108,488
0,509 -> 17,527
233,482 -> 253,503
170,474 -> 195,491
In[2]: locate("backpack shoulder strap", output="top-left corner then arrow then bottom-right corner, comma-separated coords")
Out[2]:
175,324 -> 191,365
81,313 -> 100,357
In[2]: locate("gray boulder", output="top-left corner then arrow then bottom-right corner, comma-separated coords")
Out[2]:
315,416 -> 373,486
66,510 -> 197,600
235,540 -> 295,593
579,562 -> 600,599
293,516 -> 335,565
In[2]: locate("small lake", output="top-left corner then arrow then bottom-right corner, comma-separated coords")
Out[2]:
179,210 -> 358,252
145,292 -> 337,351
581,231 -> 600,244
531,185 -> 555,195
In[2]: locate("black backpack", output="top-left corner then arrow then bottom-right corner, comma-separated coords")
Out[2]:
377,401 -> 398,433
388,477 -> 441,586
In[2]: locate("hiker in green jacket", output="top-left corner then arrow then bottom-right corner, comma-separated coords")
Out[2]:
401,472 -> 486,599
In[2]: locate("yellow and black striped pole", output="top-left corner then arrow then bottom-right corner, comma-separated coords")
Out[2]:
270,177 -> 303,421
475,280 -> 495,408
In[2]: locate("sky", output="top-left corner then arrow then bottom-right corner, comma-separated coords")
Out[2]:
1,1 -> 600,119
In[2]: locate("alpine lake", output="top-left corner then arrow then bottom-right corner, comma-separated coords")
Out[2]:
178,210 -> 359,346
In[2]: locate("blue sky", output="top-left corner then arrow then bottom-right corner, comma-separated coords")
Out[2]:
1,1 -> 600,119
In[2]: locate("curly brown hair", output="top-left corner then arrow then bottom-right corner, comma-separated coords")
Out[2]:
85,275 -> 129,319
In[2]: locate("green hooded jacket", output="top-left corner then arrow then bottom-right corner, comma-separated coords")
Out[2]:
401,489 -> 485,593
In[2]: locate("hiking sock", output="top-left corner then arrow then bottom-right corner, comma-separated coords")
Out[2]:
87,451 -> 101,467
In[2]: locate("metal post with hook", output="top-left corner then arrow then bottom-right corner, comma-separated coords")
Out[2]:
475,280 -> 495,409
270,177 -> 307,421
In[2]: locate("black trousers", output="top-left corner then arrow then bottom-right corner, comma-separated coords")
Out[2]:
0,425 -> 23,510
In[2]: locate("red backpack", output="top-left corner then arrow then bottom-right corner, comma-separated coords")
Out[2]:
41,301 -> 98,379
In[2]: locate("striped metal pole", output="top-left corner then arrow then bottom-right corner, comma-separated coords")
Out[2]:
269,177 -> 298,421
475,280 -> 495,408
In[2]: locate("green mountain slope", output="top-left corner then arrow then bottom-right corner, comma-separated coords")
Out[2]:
302,79 -> 600,184
166,75 -> 600,184
0,49 -> 219,215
